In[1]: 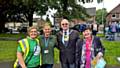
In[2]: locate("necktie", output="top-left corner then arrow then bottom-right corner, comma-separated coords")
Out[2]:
64,32 -> 68,46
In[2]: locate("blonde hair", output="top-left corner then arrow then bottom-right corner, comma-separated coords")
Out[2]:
27,26 -> 38,33
42,23 -> 51,29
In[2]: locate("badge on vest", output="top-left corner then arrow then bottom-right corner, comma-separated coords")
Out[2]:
34,45 -> 40,56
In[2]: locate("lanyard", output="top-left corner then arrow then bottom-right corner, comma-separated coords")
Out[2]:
44,38 -> 49,48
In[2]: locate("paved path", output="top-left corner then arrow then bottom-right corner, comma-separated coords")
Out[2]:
0,61 -> 120,68
0,61 -> 13,68
0,61 -> 61,68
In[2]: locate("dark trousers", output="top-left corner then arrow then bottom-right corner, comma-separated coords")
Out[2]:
61,62 -> 75,68
41,64 -> 53,68
92,30 -> 98,36
29,65 -> 40,68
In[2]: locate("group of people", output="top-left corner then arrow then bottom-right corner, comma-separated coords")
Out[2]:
14,18 -> 105,68
105,21 -> 120,41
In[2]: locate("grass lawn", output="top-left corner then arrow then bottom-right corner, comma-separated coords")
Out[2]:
0,41 -> 17,62
0,33 -> 26,39
102,40 -> 120,66
0,39 -> 120,66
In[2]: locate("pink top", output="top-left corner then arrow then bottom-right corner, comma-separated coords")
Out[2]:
85,38 -> 92,68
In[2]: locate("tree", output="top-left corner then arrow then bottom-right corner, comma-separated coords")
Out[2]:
96,8 -> 107,24
0,0 -> 103,33
19,0 -> 47,26
40,0 -> 103,20
0,0 -> 14,33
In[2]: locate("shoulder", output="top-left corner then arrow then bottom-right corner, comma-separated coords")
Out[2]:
93,36 -> 101,41
18,38 -> 27,42
56,31 -> 62,36
38,35 -> 44,39
71,29 -> 79,34
50,35 -> 56,39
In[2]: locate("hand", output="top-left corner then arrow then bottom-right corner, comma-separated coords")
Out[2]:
21,65 -> 27,68
96,52 -> 103,60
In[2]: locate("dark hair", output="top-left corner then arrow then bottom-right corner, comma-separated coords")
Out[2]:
62,16 -> 69,20
82,26 -> 92,32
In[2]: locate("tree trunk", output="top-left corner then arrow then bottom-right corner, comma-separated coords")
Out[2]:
28,13 -> 33,27
0,14 -> 6,33
27,11 -> 34,27
0,21 -> 6,33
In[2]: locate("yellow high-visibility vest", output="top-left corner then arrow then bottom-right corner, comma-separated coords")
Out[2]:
14,38 -> 41,68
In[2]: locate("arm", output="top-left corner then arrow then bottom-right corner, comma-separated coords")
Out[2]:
17,42 -> 27,68
75,39 -> 82,68
17,52 -> 26,68
95,37 -> 105,59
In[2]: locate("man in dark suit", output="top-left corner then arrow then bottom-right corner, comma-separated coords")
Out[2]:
56,19 -> 80,68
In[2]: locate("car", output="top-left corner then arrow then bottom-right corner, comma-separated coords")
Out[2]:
12,29 -> 20,34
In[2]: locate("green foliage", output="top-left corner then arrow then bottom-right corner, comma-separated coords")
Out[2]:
46,0 -> 89,20
79,0 -> 103,3
96,8 -> 108,24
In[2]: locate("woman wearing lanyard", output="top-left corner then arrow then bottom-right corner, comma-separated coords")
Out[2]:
39,23 -> 57,68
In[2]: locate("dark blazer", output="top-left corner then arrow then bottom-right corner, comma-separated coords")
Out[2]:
56,29 -> 80,64
76,36 -> 105,68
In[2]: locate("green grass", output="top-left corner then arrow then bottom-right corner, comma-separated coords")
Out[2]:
0,39 -> 120,66
97,33 -> 105,38
0,41 -> 17,62
102,40 -> 120,66
0,33 -> 26,38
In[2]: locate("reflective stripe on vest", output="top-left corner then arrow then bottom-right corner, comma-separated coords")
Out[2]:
14,38 -> 29,68
14,38 -> 41,68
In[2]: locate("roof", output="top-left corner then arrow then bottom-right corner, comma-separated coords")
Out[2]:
86,7 -> 96,16
106,4 -> 120,16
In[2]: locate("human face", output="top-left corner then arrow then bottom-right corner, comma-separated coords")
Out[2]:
83,29 -> 92,39
61,19 -> 69,31
29,28 -> 38,39
43,26 -> 51,38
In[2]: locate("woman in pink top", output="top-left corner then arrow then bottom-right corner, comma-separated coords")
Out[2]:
76,27 -> 105,68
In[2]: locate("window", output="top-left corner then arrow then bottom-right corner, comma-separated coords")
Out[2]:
112,13 -> 120,18
112,14 -> 115,17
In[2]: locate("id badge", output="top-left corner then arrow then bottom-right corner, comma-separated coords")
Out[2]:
44,50 -> 49,54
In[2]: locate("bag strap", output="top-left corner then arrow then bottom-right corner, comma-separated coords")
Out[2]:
25,43 -> 38,65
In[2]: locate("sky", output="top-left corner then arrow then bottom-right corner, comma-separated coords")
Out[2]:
81,0 -> 120,12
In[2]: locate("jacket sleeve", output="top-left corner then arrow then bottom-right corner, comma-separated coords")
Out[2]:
95,37 -> 105,56
75,39 -> 82,68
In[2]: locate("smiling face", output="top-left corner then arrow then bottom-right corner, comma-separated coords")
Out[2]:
83,29 -> 92,39
61,19 -> 69,31
43,24 -> 51,38
29,28 -> 38,39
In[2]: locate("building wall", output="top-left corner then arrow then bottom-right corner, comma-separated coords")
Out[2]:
106,4 -> 120,24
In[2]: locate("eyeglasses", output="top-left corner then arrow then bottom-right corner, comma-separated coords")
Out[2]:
62,23 -> 68,25
30,31 -> 37,33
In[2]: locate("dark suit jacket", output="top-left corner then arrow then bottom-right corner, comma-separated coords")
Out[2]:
76,36 -> 105,68
56,29 -> 80,64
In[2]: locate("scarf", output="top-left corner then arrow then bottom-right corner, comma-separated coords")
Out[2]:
80,37 -> 95,68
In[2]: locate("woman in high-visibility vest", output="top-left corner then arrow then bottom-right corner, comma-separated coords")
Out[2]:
14,26 -> 41,68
